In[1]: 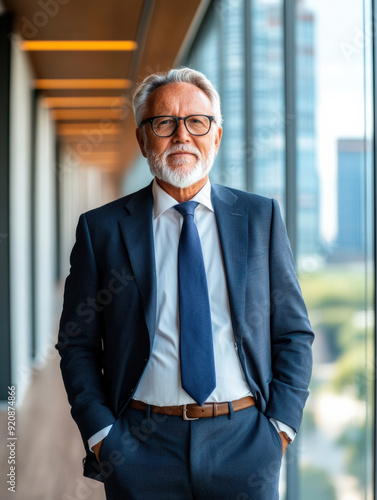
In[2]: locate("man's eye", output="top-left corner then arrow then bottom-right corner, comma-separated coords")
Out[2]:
188,117 -> 206,126
155,118 -> 175,127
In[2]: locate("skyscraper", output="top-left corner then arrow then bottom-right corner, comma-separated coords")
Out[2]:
252,0 -> 319,255
337,138 -> 367,257
186,0 -> 319,256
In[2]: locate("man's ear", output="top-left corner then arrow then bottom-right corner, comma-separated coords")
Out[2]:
136,128 -> 148,158
214,126 -> 223,155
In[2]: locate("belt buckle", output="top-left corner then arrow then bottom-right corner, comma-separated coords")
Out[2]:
183,404 -> 199,421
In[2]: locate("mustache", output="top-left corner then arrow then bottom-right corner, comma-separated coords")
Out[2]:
163,145 -> 200,158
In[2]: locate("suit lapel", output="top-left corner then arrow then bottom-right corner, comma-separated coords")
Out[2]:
117,182 -> 248,346
211,184 -> 248,338
118,183 -> 157,345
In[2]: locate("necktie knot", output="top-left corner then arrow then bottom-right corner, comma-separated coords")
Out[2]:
174,201 -> 199,218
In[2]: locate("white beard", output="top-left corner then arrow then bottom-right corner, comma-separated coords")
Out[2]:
146,141 -> 216,189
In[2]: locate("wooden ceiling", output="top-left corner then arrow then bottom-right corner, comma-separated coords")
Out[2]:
3,0 -> 207,173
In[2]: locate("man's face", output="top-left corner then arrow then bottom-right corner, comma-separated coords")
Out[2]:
136,82 -> 222,189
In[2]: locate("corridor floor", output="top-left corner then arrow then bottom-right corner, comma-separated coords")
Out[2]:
0,351 -> 106,500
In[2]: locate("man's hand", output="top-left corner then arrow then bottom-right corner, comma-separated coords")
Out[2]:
279,432 -> 291,455
93,439 -> 104,462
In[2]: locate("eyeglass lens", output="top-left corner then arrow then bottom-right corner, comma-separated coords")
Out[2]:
152,116 -> 211,136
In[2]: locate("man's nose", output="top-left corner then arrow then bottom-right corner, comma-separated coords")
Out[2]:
172,119 -> 191,143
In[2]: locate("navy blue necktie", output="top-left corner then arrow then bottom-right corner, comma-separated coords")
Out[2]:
174,201 -> 216,406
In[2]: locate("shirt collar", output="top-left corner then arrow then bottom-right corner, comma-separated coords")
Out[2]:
152,178 -> 214,220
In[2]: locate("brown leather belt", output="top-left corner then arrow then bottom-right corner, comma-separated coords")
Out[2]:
128,396 -> 255,420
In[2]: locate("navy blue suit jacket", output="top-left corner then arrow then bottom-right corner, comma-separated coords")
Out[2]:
56,182 -> 314,480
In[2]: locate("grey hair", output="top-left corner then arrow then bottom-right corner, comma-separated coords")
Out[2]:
132,67 -> 223,127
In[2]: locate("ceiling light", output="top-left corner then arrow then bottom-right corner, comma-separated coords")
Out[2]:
43,97 -> 126,108
58,123 -> 121,135
35,79 -> 131,89
76,152 -> 119,158
20,40 -> 137,51
52,109 -> 124,120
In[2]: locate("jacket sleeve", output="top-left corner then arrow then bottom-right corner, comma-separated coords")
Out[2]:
265,199 -> 314,432
56,214 -> 116,444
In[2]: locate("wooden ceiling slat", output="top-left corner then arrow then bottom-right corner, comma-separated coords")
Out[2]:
3,0 -> 205,174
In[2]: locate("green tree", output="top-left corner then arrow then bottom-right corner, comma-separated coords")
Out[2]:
300,466 -> 336,500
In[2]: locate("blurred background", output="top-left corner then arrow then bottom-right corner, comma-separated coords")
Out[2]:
0,0 -> 375,499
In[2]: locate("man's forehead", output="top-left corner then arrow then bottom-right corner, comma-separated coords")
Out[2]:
146,82 -> 213,114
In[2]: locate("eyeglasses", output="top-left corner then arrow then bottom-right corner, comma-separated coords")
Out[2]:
139,115 -> 215,137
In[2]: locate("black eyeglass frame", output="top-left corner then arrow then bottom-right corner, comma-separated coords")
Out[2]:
139,114 -> 216,137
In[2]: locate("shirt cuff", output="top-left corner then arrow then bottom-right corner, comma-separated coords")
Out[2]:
269,419 -> 296,443
88,424 -> 113,452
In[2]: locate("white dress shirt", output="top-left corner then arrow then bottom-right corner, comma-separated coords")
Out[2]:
88,179 -> 294,450
134,179 -> 251,405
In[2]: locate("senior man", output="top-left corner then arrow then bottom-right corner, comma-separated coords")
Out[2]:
56,67 -> 314,500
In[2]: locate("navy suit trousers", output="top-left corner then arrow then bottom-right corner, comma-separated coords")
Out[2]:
98,404 -> 282,500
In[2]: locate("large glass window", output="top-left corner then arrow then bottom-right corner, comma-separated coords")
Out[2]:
190,0 -> 246,188
189,4 -> 222,183
220,0 -> 246,189
297,1 -> 374,498
186,0 -> 375,498
251,0 -> 285,210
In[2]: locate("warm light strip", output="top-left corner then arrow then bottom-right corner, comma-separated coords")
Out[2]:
90,165 -> 119,172
76,154 -> 119,159
80,159 -> 118,165
73,148 -> 119,153
21,40 -> 137,51
53,109 -> 124,120
62,136 -> 120,143
68,143 -> 121,151
57,123 -> 121,132
77,153 -> 119,159
59,124 -> 121,130
77,150 -> 119,154
59,128 -> 120,136
44,97 -> 126,108
68,150 -> 121,157
35,79 -> 131,89
51,108 -> 123,121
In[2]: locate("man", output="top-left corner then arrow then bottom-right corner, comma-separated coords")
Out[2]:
56,67 -> 314,499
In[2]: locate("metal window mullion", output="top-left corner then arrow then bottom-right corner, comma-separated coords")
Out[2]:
217,0 -> 226,183
244,0 -> 254,193
0,12 -> 12,400
30,89 -> 38,360
371,0 -> 377,496
283,0 -> 298,498
284,0 -> 297,257
54,136 -> 61,282
128,0 -> 155,85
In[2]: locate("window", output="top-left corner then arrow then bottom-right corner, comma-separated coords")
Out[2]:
297,1 -> 374,498
185,0 -> 375,497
